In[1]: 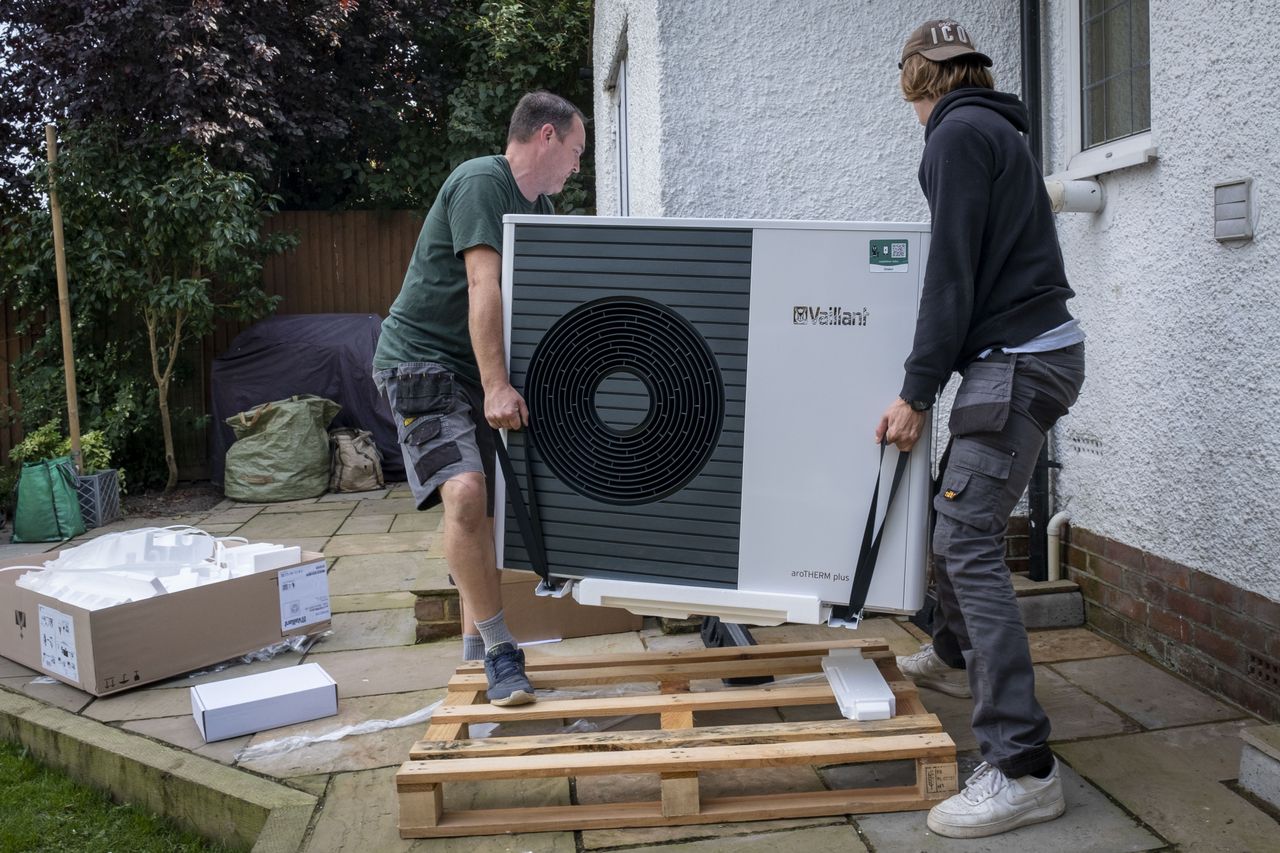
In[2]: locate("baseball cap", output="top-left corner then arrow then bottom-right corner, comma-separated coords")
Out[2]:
899,19 -> 993,69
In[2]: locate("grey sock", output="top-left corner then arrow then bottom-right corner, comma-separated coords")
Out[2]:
462,634 -> 485,661
474,609 -> 517,653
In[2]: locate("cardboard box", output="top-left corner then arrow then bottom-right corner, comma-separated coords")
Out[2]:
0,550 -> 330,696
191,662 -> 338,742
499,569 -> 643,643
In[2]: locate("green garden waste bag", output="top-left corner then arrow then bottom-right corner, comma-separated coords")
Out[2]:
224,395 -> 341,502
11,455 -> 86,543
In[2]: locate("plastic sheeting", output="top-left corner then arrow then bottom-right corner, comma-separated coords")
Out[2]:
209,314 -> 404,484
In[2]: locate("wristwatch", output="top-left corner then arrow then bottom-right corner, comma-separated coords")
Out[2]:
901,396 -> 932,412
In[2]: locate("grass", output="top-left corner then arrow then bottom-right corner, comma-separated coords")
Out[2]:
0,739 -> 232,853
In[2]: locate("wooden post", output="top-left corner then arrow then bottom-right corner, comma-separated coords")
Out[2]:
45,124 -> 81,473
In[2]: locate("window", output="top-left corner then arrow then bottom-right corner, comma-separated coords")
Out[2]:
614,54 -> 631,216
1054,0 -> 1156,180
1082,0 -> 1150,146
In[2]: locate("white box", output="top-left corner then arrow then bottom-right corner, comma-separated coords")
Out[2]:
191,662 -> 338,742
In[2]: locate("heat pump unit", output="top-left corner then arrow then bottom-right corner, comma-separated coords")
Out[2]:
496,216 -> 931,627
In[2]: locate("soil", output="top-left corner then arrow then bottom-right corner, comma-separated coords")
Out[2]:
122,481 -> 225,519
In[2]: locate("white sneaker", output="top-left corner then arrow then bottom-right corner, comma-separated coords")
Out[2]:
896,643 -> 972,698
927,759 -> 1066,838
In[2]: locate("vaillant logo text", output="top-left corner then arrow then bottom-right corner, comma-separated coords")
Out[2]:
792,306 -> 869,326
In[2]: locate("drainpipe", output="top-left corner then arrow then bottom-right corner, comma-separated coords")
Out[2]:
1047,512 -> 1071,581
1020,0 -> 1055,583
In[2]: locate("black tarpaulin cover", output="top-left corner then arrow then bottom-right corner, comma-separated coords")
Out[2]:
209,314 -> 404,485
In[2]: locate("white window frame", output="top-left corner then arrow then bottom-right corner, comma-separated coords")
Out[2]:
1052,0 -> 1157,181
614,54 -> 631,217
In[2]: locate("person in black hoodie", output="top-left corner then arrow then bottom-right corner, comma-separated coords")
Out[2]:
875,19 -> 1086,839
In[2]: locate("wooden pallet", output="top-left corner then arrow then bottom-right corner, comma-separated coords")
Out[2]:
396,638 -> 957,838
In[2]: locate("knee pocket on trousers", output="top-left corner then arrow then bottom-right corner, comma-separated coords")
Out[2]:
934,442 -> 1014,534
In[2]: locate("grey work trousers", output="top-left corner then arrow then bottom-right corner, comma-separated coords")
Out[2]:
929,343 -> 1086,779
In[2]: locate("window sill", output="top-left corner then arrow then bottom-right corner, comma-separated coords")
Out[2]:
1048,132 -> 1158,181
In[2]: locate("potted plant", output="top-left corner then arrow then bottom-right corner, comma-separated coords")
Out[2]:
10,421 -> 125,529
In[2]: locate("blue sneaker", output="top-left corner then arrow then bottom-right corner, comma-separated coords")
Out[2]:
484,642 -> 536,706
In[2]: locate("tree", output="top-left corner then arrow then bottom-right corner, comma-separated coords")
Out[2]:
443,0 -> 595,213
0,129 -> 294,489
0,0 -> 456,210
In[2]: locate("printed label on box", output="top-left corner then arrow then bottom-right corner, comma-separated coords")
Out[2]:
278,561 -> 330,631
38,604 -> 79,682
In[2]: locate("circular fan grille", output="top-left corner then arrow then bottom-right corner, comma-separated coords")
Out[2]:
525,296 -> 724,505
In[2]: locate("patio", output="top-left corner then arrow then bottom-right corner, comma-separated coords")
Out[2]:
0,484 -> 1275,852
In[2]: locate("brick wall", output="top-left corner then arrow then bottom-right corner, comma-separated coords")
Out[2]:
1064,526 -> 1280,721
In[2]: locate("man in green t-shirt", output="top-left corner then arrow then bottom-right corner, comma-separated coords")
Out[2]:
373,92 -> 586,706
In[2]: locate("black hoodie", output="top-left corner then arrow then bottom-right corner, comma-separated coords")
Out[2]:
899,88 -> 1075,407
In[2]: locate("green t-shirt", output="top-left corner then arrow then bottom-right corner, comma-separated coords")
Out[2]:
373,155 -> 553,384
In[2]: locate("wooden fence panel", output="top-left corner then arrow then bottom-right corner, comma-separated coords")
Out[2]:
3,210 -> 425,477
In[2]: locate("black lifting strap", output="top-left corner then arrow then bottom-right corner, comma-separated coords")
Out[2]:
835,441 -> 911,620
494,433 -> 551,586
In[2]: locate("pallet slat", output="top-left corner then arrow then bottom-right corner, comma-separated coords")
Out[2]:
397,639 -> 957,838
400,786 -> 933,838
453,638 -> 889,672
409,714 -> 944,760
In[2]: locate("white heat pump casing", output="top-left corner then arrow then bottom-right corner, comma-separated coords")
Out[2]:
495,216 -> 932,626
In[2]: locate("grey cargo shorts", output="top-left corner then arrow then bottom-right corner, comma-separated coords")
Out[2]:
373,362 -> 496,515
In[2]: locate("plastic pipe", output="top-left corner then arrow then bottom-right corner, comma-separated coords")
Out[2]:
1045,179 -> 1104,214
1047,512 -> 1071,581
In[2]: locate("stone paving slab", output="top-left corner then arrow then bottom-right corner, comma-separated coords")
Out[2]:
302,766 -> 574,853
83,684 -> 196,722
305,641 -> 463,698
389,512 -> 439,533
525,631 -> 647,657
0,675 -> 94,713
856,760 -> 1165,852
122,715 -> 252,765
328,552 -> 445,596
291,774 -> 330,797
903,664 -> 1138,752
322,531 -> 433,558
1057,720 -> 1276,852
238,687 -> 445,778
610,823 -> 869,853
1035,665 -> 1142,743
580,816 -> 848,850
1050,654 -> 1245,729
1029,627 -> 1128,662
318,489 -> 391,502
351,498 -> 423,517
330,592 -> 418,614
198,506 -> 264,524
272,536 -> 332,554
254,499 -> 341,514
157,650 -> 312,690
0,657 -> 36,679
237,510 -> 351,540
0,537 -> 61,558
316,609 -> 418,653
335,514 -> 395,535
188,522 -> 239,535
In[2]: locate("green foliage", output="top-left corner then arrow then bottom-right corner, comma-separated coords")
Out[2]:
0,127 -> 292,490
9,421 -> 126,493
0,739 -> 230,852
438,0 -> 596,214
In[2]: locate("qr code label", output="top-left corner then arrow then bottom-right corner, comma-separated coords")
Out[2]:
890,242 -> 907,259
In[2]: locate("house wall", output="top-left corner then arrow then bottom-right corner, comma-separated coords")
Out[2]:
1039,0 -> 1280,716
594,0 -> 1022,221
592,0 -> 1280,715
1042,0 -> 1280,604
